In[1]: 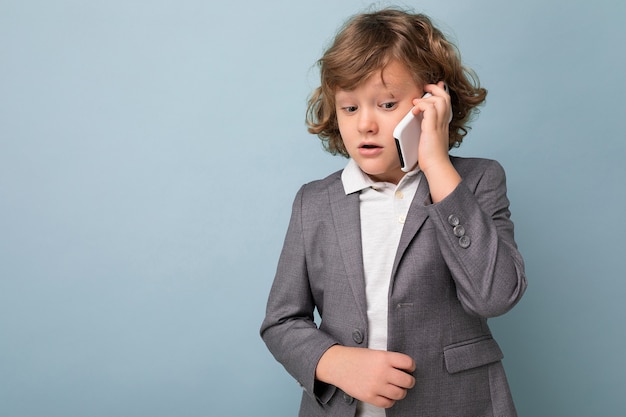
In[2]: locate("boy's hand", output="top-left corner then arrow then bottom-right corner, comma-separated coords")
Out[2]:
413,81 -> 461,203
315,345 -> 416,408
413,81 -> 452,171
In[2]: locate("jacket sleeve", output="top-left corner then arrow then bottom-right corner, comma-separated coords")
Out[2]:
259,185 -> 338,403
427,159 -> 527,317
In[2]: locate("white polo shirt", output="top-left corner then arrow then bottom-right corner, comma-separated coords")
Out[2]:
341,159 -> 422,417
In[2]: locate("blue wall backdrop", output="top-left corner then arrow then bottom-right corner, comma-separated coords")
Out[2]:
1,0 -> 625,415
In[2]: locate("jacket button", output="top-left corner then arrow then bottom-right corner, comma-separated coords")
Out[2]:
459,235 -> 471,248
352,330 -> 364,344
343,392 -> 354,404
447,214 -> 460,227
453,224 -> 465,237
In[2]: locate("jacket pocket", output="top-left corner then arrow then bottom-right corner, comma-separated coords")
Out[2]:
443,336 -> 503,374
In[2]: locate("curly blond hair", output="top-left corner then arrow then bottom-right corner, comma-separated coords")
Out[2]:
306,8 -> 487,157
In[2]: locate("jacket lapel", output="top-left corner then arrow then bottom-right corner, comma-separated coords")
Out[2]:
392,173 -> 431,278
328,179 -> 368,325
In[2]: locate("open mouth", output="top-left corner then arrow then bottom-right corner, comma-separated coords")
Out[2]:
358,143 -> 383,156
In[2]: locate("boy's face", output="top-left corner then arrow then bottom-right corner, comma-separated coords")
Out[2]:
335,60 -> 422,184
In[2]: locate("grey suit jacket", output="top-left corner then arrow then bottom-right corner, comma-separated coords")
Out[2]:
260,157 -> 527,417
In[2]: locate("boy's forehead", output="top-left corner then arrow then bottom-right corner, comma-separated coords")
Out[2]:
378,65 -> 412,88
336,61 -> 418,94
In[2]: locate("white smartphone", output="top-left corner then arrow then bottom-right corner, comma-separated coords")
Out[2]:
393,85 -> 451,172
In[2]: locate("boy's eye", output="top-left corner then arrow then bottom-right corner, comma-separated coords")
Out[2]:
381,102 -> 397,110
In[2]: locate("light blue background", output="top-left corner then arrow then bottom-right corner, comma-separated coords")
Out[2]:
1,0 -> 625,416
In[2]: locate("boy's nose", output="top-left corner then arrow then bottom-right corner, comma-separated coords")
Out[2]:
357,111 -> 378,134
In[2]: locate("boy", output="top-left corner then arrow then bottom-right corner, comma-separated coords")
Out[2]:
261,9 -> 526,417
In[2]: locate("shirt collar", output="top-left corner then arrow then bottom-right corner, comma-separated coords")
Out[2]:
341,159 -> 421,195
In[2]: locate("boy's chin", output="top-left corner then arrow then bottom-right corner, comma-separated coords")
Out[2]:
362,167 -> 404,184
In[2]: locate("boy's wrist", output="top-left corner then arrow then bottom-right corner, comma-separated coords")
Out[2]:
315,344 -> 343,385
421,159 -> 461,203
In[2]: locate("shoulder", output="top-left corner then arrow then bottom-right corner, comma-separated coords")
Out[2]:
450,155 -> 504,174
287,169 -> 351,229
298,169 -> 344,198
450,156 -> 506,184
288,169 -> 345,212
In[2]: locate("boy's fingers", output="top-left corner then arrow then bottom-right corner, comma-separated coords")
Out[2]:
388,351 -> 416,372
390,368 -> 416,389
